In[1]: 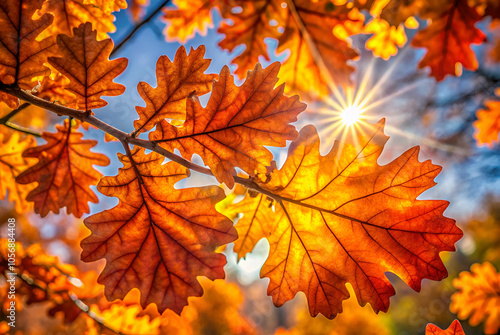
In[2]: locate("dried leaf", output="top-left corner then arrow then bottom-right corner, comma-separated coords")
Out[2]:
81,147 -> 237,314
0,0 -> 56,89
0,129 -> 36,213
229,120 -> 462,318
425,320 -> 466,335
16,121 -> 110,217
48,22 -> 128,111
450,262 -> 500,334
38,0 -> 117,40
133,45 -> 217,133
150,62 -> 306,188
411,0 -> 486,80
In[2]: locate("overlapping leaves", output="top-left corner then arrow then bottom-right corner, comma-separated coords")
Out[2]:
227,120 -> 462,318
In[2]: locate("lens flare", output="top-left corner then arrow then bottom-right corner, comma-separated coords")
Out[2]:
341,104 -> 364,126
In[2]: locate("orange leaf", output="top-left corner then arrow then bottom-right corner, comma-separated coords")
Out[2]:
411,0 -> 486,81
0,92 -> 19,109
133,45 -> 217,134
83,0 -> 127,13
426,320 -> 466,335
229,120 -> 462,318
81,147 -> 237,314
218,0 -> 284,80
38,0 -> 117,40
450,262 -> 500,334
16,121 -> 110,217
0,0 -> 56,89
150,62 -> 306,188
0,129 -> 36,213
48,22 -> 128,111
380,0 -> 423,27
473,97 -> 500,147
162,0 -> 221,43
276,0 -> 361,97
364,18 -> 407,60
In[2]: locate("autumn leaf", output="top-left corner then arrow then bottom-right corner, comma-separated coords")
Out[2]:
0,92 -> 19,109
0,0 -> 56,89
48,22 -> 128,111
426,320 -> 466,335
218,0 -> 284,80
150,62 -> 306,188
81,147 -> 237,314
229,120 -> 462,318
411,0 -> 486,80
38,0 -> 117,41
380,0 -> 423,27
450,262 -> 500,334
275,0 -> 361,97
162,0 -> 225,43
131,0 -> 149,21
473,92 -> 500,147
16,121 -> 110,217
83,0 -> 127,13
0,129 -> 36,213
364,18 -> 407,60
35,72 -> 76,108
133,45 -> 217,134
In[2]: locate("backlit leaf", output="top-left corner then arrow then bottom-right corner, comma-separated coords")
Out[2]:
0,92 -> 19,109
38,0 -> 117,40
425,320 -> 466,335
0,129 -> 36,213
0,0 -> 56,89
411,0 -> 486,80
48,22 -> 128,111
16,121 -> 110,217
150,62 -> 306,188
450,262 -> 500,334
81,147 -> 237,314
133,45 -> 217,133
229,120 -> 462,318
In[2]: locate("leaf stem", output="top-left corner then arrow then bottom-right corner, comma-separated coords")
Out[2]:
111,0 -> 172,57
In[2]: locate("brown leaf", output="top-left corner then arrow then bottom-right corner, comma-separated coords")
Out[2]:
16,121 -> 110,217
0,129 -> 36,213
81,147 -> 237,314
48,22 -> 127,111
411,0 -> 486,80
150,62 -> 306,188
0,92 -> 19,109
133,45 -> 217,134
229,120 -> 462,318
380,0 -> 423,27
0,0 -> 56,89
426,320 -> 466,335
38,0 -> 117,40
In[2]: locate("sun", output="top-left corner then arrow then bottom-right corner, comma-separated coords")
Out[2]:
340,104 -> 364,127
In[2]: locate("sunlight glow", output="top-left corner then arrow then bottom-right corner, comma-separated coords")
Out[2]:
340,104 -> 364,126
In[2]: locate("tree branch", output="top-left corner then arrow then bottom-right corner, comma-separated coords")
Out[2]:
111,0 -> 172,57
0,102 -> 42,137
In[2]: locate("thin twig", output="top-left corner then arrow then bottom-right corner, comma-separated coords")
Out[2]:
111,0 -> 172,57
0,102 -> 30,124
0,102 -> 42,136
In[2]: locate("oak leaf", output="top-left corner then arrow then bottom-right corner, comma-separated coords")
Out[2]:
364,18 -> 407,60
411,0 -> 486,80
16,121 -> 110,217
0,129 -> 36,213
38,0 -> 117,41
218,0 -> 284,80
275,0 -> 361,97
48,22 -> 128,111
150,62 -> 306,188
0,0 -> 56,89
426,320 -> 466,335
473,93 -> 500,147
229,120 -> 462,318
450,262 -> 500,334
380,0 -> 423,27
81,147 -> 237,314
133,45 -> 217,134
83,0 -> 127,13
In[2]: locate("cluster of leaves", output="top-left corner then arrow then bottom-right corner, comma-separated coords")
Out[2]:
0,0 -> 499,334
